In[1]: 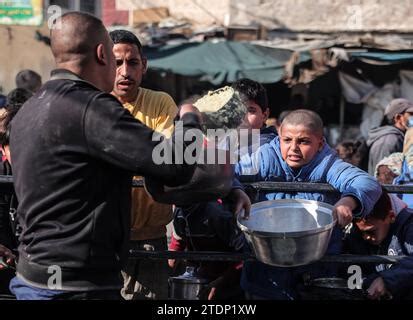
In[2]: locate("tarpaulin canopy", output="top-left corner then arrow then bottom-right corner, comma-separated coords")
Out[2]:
145,40 -> 310,85
350,51 -> 413,63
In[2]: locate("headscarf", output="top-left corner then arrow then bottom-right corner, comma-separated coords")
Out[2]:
374,152 -> 404,178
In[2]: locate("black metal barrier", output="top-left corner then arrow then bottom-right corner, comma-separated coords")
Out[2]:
1,175 -> 413,194
132,179 -> 413,195
0,175 -> 408,264
129,250 -> 405,264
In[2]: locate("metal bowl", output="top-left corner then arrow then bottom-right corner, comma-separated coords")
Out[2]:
237,199 -> 336,267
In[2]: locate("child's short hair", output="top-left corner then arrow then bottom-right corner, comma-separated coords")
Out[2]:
15,69 -> 42,93
366,188 -> 392,221
7,88 -> 33,108
280,109 -> 323,137
232,78 -> 268,112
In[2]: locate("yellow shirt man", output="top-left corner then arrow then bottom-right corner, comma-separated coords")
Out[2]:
111,29 -> 179,300
123,87 -> 177,139
123,87 -> 177,241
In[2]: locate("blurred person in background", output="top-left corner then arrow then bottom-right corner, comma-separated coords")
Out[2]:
367,98 -> 413,175
15,70 -> 42,94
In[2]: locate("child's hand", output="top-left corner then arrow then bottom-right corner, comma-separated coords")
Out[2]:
367,277 -> 392,300
333,196 -> 358,227
227,189 -> 251,219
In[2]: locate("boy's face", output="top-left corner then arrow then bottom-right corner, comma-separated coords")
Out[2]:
245,100 -> 269,130
355,212 -> 395,246
279,124 -> 324,169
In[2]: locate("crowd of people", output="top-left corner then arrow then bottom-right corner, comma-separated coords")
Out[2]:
0,11 -> 412,301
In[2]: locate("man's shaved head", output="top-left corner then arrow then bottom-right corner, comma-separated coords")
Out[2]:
49,12 -> 116,93
50,12 -> 109,65
280,109 -> 324,137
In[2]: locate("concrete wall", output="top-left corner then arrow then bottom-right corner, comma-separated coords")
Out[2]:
0,23 -> 54,94
0,0 -> 126,94
114,0 -> 413,32
229,0 -> 413,32
2,1 -> 412,93
115,0 -> 231,26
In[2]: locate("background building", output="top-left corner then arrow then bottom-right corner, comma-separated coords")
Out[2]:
1,0 -> 413,143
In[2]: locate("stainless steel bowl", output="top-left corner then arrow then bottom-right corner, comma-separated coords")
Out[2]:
237,199 -> 336,267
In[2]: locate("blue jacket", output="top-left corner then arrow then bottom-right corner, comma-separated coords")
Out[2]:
237,126 -> 277,185
259,125 -> 278,145
235,137 -> 382,299
236,137 -> 381,217
345,208 -> 413,298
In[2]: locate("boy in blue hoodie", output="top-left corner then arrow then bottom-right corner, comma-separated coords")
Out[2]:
236,109 -> 382,299
344,190 -> 413,300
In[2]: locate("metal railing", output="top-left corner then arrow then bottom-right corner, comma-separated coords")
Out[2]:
1,175 -> 408,264
2,175 -> 412,194
129,250 -> 405,264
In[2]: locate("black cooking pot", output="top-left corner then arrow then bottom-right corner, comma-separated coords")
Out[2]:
168,267 -> 210,300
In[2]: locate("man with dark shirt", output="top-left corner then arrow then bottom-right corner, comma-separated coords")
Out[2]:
8,12 -> 250,300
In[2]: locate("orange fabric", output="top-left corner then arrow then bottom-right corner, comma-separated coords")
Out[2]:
122,88 -> 177,240
129,183 -> 173,240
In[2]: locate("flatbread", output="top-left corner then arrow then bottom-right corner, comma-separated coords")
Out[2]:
193,86 -> 247,130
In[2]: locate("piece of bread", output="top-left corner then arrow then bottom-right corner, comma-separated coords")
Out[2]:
193,86 -> 247,130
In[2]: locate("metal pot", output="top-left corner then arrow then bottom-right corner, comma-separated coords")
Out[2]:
237,199 -> 336,267
168,267 -> 210,300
